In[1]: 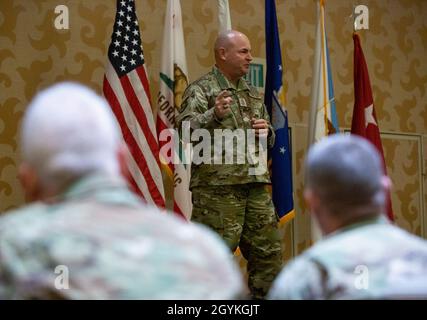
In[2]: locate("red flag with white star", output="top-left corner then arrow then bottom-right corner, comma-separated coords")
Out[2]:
351,33 -> 393,221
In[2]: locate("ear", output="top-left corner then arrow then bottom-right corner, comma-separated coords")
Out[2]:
117,143 -> 131,181
304,188 -> 320,215
303,188 -> 313,209
18,163 -> 41,202
304,188 -> 328,236
380,175 -> 392,193
218,47 -> 227,61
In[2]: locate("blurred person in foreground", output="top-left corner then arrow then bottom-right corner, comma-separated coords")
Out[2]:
268,134 -> 427,299
0,82 -> 245,299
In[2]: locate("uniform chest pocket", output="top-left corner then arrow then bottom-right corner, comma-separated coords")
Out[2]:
246,92 -> 264,120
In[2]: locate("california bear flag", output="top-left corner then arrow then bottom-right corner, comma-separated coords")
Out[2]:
157,0 -> 192,219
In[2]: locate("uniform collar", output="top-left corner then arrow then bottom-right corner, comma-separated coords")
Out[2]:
327,214 -> 390,239
212,66 -> 250,92
47,174 -> 139,206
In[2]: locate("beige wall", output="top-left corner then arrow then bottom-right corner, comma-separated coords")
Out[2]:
1,0 -> 426,261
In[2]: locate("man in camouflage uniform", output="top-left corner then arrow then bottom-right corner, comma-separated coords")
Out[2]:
176,30 -> 282,299
0,82 -> 245,299
268,135 -> 427,299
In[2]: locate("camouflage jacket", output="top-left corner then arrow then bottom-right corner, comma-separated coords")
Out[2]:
176,66 -> 275,189
0,174 -> 245,299
268,216 -> 427,299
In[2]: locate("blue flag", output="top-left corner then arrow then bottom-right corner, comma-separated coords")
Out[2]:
265,0 -> 294,223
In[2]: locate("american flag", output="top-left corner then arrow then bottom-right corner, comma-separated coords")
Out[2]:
103,0 -> 165,208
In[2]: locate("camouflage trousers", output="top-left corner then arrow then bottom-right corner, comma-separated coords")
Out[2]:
191,183 -> 283,299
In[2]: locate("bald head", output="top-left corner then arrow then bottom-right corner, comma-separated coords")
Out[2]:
305,134 -> 387,219
214,30 -> 248,52
214,30 -> 252,83
20,82 -> 123,199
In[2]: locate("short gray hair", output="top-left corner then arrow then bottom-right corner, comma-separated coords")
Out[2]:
305,134 -> 385,215
21,82 -> 122,189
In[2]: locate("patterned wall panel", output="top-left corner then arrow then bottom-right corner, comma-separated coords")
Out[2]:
0,0 -> 426,261
291,124 -> 312,254
382,134 -> 424,237
424,136 -> 427,236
